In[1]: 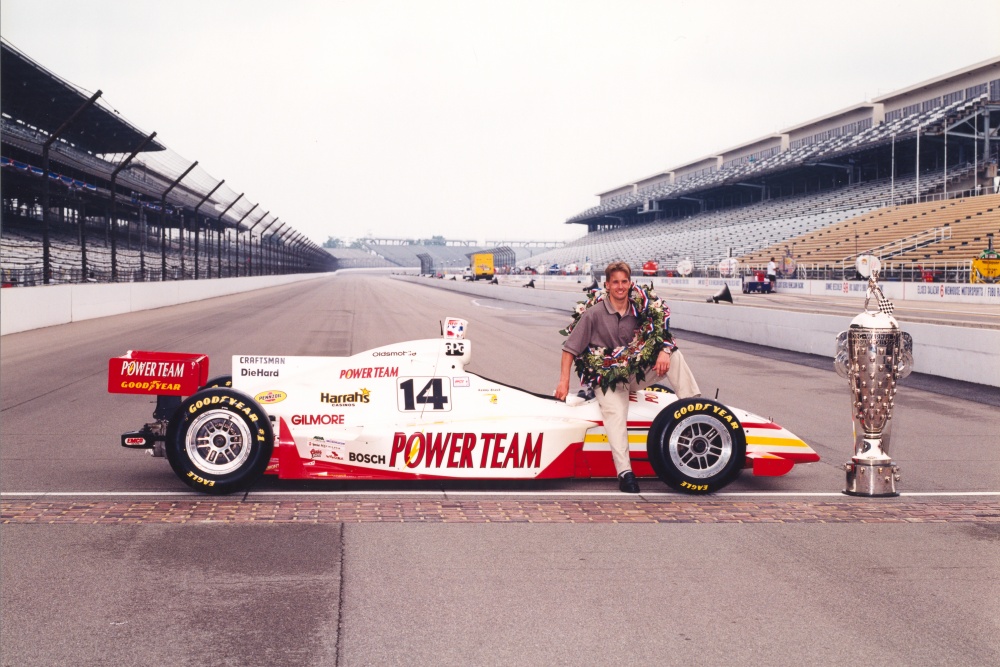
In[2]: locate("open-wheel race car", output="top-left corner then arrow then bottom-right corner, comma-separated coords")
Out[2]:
108,317 -> 819,495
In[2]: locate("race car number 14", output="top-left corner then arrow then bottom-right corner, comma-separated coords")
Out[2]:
398,377 -> 451,412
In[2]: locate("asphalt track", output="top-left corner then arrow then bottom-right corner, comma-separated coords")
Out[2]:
2,274 -> 999,666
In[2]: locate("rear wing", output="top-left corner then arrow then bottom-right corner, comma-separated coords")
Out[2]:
108,351 -> 209,396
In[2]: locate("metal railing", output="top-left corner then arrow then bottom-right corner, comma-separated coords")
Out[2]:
740,259 -> 974,283
837,227 -> 953,276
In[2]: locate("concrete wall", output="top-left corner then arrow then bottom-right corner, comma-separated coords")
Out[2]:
666,300 -> 999,388
490,273 -> 1000,306
0,267 -> 419,336
0,273 -> 325,336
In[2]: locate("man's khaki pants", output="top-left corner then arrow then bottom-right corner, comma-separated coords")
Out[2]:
595,349 -> 700,476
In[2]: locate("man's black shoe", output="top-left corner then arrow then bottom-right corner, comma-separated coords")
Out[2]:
618,471 -> 640,494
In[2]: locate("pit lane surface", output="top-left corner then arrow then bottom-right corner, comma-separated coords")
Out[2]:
2,274 -> 999,666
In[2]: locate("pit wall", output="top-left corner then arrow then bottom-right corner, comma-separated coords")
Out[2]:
401,275 -> 1000,387
494,274 -> 1000,305
667,301 -> 999,389
0,273 -> 326,336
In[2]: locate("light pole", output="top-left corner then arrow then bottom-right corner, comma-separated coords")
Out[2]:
247,212 -> 271,276
215,193 -> 244,278
258,218 -> 282,275
944,122 -> 948,199
230,204 -> 259,276
890,133 -> 895,206
159,161 -> 198,281
192,179 -> 224,280
974,109 -> 979,195
110,131 -> 157,281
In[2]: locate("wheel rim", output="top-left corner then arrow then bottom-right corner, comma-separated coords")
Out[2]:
186,410 -> 253,475
667,415 -> 733,479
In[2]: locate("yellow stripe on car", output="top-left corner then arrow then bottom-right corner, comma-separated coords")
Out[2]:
586,433 -> 811,449
584,434 -> 649,444
746,435 -> 809,448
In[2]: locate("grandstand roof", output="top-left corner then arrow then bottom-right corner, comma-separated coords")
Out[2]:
872,55 -> 1000,103
780,102 -> 879,135
1,39 -> 166,155
595,57 -> 1000,201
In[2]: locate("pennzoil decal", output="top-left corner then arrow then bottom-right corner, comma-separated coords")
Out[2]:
255,390 -> 287,404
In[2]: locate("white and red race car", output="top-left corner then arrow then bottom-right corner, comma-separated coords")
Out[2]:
109,317 -> 819,494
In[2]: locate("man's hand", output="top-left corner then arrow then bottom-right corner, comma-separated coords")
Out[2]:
555,350 -> 575,401
555,378 -> 570,401
654,349 -> 671,376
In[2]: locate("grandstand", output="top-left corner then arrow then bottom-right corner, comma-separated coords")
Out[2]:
0,39 -> 332,286
741,194 -> 1000,281
4,38 -> 998,289
362,242 -> 484,270
524,57 -> 1000,282
326,239 -> 551,273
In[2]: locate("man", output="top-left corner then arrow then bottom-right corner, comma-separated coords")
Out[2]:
766,257 -> 778,291
555,261 -> 700,493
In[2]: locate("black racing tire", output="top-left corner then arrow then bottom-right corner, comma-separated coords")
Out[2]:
203,375 -> 232,389
166,387 -> 273,495
646,398 -> 746,494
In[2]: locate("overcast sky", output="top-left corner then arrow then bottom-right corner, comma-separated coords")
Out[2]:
2,0 -> 998,245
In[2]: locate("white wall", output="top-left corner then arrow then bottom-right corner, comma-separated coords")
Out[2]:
667,301 -> 1000,387
0,273 -> 325,336
493,274 -> 1000,305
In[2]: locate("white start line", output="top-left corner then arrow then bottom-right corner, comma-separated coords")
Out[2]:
3,490 -> 999,499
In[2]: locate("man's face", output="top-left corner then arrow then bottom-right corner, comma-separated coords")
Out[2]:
605,270 -> 631,302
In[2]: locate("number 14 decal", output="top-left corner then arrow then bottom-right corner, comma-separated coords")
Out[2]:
398,377 -> 451,411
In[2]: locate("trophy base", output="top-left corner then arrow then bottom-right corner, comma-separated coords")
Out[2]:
844,460 -> 900,497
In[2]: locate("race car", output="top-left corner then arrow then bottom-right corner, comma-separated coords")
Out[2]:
108,317 -> 819,495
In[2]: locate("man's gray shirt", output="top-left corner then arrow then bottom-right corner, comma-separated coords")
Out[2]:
563,297 -> 638,356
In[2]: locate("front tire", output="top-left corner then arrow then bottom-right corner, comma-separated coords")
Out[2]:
647,398 -> 746,494
166,388 -> 273,495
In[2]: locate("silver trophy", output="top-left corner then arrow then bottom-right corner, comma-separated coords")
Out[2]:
834,257 -> 913,496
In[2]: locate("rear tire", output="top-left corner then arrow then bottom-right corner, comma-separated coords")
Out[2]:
647,398 -> 746,494
166,388 -> 273,495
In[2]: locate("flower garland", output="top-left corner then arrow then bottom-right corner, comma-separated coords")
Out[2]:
559,281 -> 675,391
